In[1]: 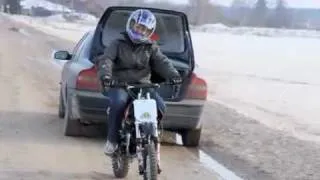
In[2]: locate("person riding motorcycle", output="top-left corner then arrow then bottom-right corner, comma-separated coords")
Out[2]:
95,9 -> 182,157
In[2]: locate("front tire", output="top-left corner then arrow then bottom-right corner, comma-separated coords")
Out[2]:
143,142 -> 158,180
112,152 -> 130,178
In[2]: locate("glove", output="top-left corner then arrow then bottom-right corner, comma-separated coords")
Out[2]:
101,76 -> 116,87
170,76 -> 183,85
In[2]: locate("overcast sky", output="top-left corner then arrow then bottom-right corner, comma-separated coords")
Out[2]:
146,0 -> 320,8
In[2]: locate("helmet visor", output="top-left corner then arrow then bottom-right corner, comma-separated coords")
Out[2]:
129,20 -> 154,38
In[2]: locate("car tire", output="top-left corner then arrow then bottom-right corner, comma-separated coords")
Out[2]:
181,128 -> 202,147
58,89 -> 65,118
63,96 -> 82,137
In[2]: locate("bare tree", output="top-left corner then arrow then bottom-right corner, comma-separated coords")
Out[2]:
230,0 -> 250,25
266,0 -> 292,28
3,0 -> 21,14
189,0 -> 228,25
248,0 -> 268,27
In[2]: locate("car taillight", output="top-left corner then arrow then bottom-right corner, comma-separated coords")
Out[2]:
185,73 -> 207,100
76,66 -> 100,91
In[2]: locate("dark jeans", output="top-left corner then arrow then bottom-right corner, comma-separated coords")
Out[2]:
103,88 -> 166,143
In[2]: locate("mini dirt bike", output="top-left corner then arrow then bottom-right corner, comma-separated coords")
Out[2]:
106,81 -> 180,180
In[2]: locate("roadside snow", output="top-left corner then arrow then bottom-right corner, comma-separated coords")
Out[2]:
193,32 -> 320,143
20,0 -> 98,24
6,14 -> 93,42
7,14 -> 320,143
45,13 -> 98,24
192,23 -> 320,39
20,0 -> 72,12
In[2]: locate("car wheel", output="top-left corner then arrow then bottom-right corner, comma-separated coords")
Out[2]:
63,96 -> 82,136
181,128 -> 202,147
58,89 -> 65,118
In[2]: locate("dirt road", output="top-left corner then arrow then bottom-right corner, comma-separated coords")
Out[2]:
0,15 -> 219,180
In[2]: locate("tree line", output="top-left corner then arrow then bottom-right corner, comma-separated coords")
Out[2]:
0,0 -> 298,29
65,0 -> 293,28
230,0 -> 292,28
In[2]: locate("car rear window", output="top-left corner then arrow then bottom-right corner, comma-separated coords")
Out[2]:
101,10 -> 185,53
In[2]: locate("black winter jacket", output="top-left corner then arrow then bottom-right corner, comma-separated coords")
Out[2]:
95,33 -> 180,84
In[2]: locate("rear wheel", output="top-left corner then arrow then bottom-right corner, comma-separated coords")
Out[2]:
181,128 -> 202,147
143,142 -> 158,180
63,96 -> 82,136
58,89 -> 65,118
112,152 -> 130,178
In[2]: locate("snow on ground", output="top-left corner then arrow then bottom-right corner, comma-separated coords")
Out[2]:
5,14 -> 94,42
45,13 -> 98,24
192,24 -> 320,39
20,0 -> 73,12
6,14 -> 320,143
192,32 -> 320,143
20,0 -> 98,24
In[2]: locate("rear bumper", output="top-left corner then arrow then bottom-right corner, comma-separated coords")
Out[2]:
69,90 -> 205,131
162,100 -> 204,130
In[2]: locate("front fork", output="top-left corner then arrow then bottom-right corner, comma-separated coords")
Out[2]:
135,122 -> 161,174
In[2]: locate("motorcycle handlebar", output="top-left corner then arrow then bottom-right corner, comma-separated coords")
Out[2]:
102,81 -> 181,100
104,81 -> 181,89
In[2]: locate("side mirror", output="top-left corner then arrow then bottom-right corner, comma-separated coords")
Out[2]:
53,50 -> 72,60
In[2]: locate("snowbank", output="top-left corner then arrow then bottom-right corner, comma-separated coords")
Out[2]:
45,13 -> 97,24
21,0 -> 73,12
192,23 -> 320,39
6,14 -> 93,42
20,0 -> 98,25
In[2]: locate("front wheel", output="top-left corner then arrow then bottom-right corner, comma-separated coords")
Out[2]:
112,152 -> 130,178
143,142 -> 158,180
